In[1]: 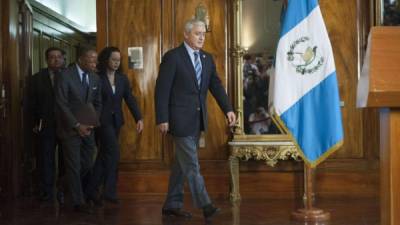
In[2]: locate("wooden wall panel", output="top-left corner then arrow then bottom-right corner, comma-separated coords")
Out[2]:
0,0 -> 5,200
320,0 -> 365,159
118,162 -> 379,199
96,0 -> 107,50
32,30 -> 40,74
358,0 -> 380,161
0,0 -> 24,199
173,0 -> 230,159
107,0 -> 163,161
107,0 -> 230,162
97,0 -> 380,198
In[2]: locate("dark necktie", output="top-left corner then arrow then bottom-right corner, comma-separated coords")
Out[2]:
49,71 -> 55,87
82,72 -> 88,88
82,72 -> 89,99
194,51 -> 202,88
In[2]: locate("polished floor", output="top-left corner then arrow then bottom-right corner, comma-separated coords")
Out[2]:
0,196 -> 379,225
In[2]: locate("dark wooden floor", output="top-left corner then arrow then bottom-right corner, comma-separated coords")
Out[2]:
0,196 -> 379,225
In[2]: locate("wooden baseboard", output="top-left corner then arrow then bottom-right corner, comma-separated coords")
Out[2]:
117,159 -> 379,199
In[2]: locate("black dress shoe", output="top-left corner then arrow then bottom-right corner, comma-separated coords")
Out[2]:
104,197 -> 119,204
87,196 -> 103,207
162,208 -> 192,218
39,193 -> 52,202
74,204 -> 94,214
56,191 -> 65,205
203,204 -> 221,220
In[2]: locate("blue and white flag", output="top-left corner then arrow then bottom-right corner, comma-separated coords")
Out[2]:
270,0 -> 343,167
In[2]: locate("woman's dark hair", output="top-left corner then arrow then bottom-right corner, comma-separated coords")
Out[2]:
97,46 -> 122,73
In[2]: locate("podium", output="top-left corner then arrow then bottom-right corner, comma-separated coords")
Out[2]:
359,26 -> 400,225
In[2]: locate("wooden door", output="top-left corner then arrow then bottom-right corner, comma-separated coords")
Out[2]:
0,0 -> 33,199
19,0 -> 34,196
0,0 -> 6,200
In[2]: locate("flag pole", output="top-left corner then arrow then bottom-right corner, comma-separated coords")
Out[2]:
291,163 -> 330,222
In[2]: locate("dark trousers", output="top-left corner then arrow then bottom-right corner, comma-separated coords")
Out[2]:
87,124 -> 120,200
38,126 -> 64,197
62,133 -> 96,206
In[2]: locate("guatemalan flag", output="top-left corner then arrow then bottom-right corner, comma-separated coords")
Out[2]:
270,0 -> 343,167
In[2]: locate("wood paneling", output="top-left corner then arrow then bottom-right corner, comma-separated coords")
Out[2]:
379,109 -> 400,225
357,0 -> 380,163
102,0 -> 231,163
0,0 -> 381,199
32,30 -> 40,74
96,0 -> 380,199
174,0 -> 230,159
118,161 -> 378,198
106,0 -> 163,161
0,0 -> 25,200
0,0 -> 5,200
96,0 -> 107,50
320,0 -> 364,159
20,0 -> 35,197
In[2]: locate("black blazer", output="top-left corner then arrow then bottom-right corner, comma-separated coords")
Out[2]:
155,44 -> 233,137
99,72 -> 142,128
29,68 -> 58,131
55,64 -> 102,138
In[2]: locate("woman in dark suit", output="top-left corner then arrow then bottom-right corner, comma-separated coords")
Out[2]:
87,46 -> 143,204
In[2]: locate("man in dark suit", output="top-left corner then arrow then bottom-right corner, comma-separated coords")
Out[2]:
55,47 -> 102,214
30,47 -> 66,203
155,19 -> 236,221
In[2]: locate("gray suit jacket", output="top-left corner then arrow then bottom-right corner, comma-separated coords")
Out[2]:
55,64 -> 102,139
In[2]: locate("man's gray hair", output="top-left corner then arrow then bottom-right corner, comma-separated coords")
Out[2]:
184,19 -> 205,33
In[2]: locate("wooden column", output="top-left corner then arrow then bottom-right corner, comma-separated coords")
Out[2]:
379,108 -> 400,225
361,27 -> 400,225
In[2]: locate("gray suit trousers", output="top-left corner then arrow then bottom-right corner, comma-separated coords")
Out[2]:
163,135 -> 211,209
62,133 -> 96,205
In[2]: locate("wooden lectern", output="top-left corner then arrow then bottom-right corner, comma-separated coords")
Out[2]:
364,26 -> 400,225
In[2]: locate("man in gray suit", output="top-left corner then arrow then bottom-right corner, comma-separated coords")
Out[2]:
155,19 -> 236,221
55,47 -> 101,214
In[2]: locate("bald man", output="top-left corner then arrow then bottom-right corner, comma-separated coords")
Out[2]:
55,47 -> 102,214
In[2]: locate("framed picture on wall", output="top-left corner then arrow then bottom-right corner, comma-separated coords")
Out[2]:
376,0 -> 400,25
128,47 -> 143,69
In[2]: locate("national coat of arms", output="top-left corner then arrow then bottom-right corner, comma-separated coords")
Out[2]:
286,36 -> 324,75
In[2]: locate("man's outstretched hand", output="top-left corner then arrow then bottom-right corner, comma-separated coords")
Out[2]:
226,111 -> 236,127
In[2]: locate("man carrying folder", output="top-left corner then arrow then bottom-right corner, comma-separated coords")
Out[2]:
55,47 -> 101,214
29,47 -> 66,204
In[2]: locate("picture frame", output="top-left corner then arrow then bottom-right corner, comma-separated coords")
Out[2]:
375,0 -> 400,25
128,47 -> 143,69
